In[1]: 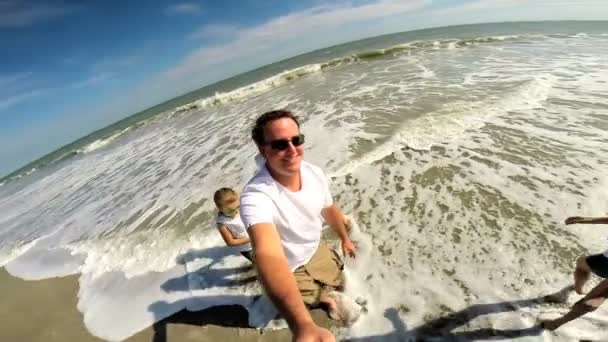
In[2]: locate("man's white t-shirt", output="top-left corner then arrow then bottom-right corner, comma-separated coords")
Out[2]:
216,213 -> 252,252
240,161 -> 333,271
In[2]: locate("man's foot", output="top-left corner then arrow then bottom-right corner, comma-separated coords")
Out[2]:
575,285 -> 586,295
323,291 -> 362,326
320,293 -> 343,322
540,319 -> 561,331
544,285 -> 575,303
323,295 -> 340,318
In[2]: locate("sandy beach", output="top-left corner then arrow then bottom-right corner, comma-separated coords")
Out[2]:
0,267 -> 332,342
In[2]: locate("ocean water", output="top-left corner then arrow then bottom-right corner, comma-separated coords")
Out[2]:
1,21 -> 608,341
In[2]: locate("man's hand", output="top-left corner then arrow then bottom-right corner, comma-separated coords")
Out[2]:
293,322 -> 335,342
342,238 -> 356,258
565,216 -> 584,225
322,205 -> 356,258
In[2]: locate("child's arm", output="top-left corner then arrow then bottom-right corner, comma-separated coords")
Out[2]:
217,224 -> 251,246
565,216 -> 608,225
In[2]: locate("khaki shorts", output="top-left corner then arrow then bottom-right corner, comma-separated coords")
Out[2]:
293,244 -> 344,306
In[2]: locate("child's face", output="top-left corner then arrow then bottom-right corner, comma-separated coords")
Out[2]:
220,195 -> 240,217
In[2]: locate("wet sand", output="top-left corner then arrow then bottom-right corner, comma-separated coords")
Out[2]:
0,267 -> 332,342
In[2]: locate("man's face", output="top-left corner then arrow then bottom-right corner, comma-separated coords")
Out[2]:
260,117 -> 303,177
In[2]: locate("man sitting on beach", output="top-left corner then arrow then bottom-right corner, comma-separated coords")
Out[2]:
240,109 -> 357,341
542,216 -> 608,331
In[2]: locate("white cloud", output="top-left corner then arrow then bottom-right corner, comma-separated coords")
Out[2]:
0,1 -> 78,27
165,2 -> 202,15
0,71 -> 32,87
190,23 -> 239,40
72,72 -> 116,89
436,0 -> 527,12
429,0 -> 608,21
0,89 -> 42,112
0,71 -> 40,112
91,55 -> 137,73
166,0 -> 429,81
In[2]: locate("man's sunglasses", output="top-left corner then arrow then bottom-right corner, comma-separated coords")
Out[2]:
265,134 -> 305,151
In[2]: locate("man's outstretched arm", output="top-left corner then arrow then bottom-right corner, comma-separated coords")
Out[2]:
322,204 -> 356,258
565,216 -> 608,225
248,223 -> 335,341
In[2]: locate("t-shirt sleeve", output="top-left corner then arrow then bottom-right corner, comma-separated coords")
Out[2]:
317,167 -> 334,208
240,188 -> 275,229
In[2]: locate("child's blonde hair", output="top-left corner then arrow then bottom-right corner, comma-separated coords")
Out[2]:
213,187 -> 237,209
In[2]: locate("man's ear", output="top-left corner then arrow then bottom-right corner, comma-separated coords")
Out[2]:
257,145 -> 266,159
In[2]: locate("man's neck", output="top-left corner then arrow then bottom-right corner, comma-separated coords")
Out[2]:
267,164 -> 301,192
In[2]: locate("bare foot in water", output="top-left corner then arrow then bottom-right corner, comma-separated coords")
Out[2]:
543,285 -> 575,303
575,285 -> 586,296
320,294 -> 341,320
325,297 -> 340,318
322,291 -> 362,326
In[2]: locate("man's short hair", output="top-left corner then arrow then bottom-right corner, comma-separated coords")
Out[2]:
251,109 -> 300,146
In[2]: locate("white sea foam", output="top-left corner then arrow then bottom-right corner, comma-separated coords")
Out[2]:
5,247 -> 84,280
195,64 -> 325,109
333,74 -> 554,177
77,266 -> 190,341
79,130 -> 127,154
78,229 -> 283,341
417,63 -> 435,79
139,34 -> 535,117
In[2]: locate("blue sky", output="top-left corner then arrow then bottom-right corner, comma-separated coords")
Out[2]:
1,0 -> 607,176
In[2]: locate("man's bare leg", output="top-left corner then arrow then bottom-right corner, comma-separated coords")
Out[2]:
542,279 -> 608,331
575,256 -> 592,295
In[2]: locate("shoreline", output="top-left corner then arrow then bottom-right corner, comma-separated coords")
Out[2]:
0,267 -> 332,342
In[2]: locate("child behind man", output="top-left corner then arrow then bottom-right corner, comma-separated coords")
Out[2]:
213,187 -> 253,262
